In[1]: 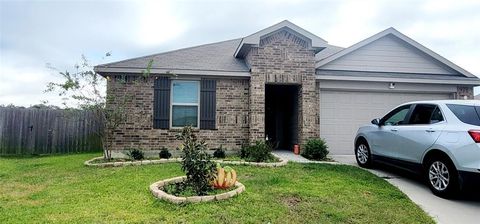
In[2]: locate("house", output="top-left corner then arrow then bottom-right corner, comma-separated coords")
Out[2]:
94,20 -> 480,155
476,94 -> 480,100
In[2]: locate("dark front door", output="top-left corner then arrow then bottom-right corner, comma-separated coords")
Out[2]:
265,84 -> 299,150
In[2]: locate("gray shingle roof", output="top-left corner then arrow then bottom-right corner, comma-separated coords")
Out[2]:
96,38 -> 249,73
315,45 -> 344,62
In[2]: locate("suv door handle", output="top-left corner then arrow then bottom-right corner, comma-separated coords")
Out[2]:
426,129 -> 436,133
390,128 -> 398,132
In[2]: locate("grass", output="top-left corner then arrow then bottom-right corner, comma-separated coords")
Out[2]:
0,153 -> 434,223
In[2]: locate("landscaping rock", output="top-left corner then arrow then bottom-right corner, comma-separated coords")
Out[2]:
201,195 -> 215,202
151,160 -> 162,164
156,181 -> 165,188
149,184 -> 157,192
215,192 -> 231,201
149,176 -> 244,204
85,153 -> 288,167
186,196 -> 202,203
235,185 -> 245,194
171,196 -> 186,204
151,189 -> 160,198
226,190 -> 237,198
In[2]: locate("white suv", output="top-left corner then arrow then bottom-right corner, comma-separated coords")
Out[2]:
355,100 -> 480,197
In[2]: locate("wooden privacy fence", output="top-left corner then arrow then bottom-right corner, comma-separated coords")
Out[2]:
0,107 -> 103,155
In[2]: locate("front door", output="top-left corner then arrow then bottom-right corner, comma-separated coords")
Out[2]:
265,84 -> 299,150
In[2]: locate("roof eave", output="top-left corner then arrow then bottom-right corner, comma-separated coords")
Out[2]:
94,67 -> 251,78
316,74 -> 480,86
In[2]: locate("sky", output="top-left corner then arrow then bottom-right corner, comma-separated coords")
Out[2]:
1,0 -> 479,107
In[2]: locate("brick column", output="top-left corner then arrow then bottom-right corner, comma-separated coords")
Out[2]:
456,86 -> 474,99
300,73 -> 319,145
249,71 -> 266,142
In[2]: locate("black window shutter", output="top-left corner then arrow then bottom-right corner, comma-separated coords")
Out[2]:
200,79 -> 216,130
153,77 -> 170,129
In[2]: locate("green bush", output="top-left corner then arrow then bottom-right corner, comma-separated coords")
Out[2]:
176,126 -> 215,196
240,140 -> 273,162
159,147 -> 172,159
213,146 -> 226,159
126,148 -> 144,160
301,138 -> 329,161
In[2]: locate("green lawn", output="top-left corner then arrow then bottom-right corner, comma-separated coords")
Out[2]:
0,153 -> 434,223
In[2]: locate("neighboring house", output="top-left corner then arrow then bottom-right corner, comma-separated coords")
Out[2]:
94,20 -> 480,155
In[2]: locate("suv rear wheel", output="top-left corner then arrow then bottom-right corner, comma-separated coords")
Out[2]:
425,156 -> 460,198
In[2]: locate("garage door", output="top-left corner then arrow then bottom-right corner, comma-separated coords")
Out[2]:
319,90 -> 452,155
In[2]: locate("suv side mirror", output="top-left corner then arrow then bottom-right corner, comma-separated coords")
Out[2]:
371,118 -> 380,126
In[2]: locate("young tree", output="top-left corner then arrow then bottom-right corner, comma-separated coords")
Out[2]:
45,54 -> 153,160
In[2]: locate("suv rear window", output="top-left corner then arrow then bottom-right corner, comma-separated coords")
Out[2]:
447,104 -> 480,126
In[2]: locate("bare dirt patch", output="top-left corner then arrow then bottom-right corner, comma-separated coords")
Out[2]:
282,195 -> 302,209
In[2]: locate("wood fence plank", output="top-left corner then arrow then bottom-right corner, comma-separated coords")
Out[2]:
0,107 -> 103,155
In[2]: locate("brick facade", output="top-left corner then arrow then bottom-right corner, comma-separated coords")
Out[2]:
244,30 -> 319,145
456,86 -> 474,99
107,77 -> 250,151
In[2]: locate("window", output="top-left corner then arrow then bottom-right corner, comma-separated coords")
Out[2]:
171,80 -> 200,128
381,105 -> 411,126
430,107 -> 444,124
408,104 -> 442,125
447,104 -> 480,126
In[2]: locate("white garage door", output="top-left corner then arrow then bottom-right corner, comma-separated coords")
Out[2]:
319,90 -> 452,155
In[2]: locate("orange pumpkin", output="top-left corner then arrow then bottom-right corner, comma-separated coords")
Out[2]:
213,163 -> 237,189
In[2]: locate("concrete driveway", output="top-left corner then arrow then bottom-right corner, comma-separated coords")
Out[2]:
332,155 -> 480,224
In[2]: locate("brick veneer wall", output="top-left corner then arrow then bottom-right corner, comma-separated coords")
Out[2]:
456,86 -> 474,99
106,76 -> 250,151
244,29 -> 319,145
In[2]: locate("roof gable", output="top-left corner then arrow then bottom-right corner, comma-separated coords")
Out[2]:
234,20 -> 328,58
316,28 -> 475,78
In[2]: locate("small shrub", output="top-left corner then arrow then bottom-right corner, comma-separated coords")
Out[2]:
159,147 -> 172,159
126,148 -> 144,160
301,138 -> 329,161
240,140 -> 272,162
176,126 -> 215,196
213,146 -> 226,159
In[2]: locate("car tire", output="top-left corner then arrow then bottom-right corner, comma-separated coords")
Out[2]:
425,156 -> 460,198
355,140 -> 373,168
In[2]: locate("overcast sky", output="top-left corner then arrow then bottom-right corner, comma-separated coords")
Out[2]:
1,0 -> 479,107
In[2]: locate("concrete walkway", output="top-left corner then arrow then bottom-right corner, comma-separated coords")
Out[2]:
273,151 -> 480,224
273,150 -> 313,163
273,150 -> 339,164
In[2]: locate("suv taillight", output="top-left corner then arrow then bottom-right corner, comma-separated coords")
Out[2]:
468,130 -> 480,143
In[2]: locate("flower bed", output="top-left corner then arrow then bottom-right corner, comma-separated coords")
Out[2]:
84,153 -> 287,167
149,176 -> 245,204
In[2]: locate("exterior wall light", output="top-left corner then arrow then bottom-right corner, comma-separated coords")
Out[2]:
389,82 -> 395,89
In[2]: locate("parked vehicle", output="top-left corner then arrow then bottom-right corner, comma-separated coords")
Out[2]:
355,100 -> 480,197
